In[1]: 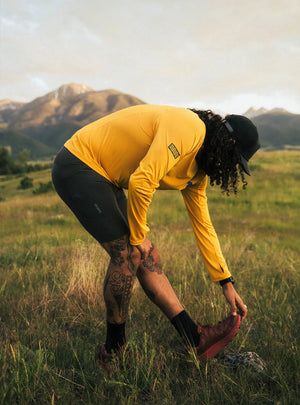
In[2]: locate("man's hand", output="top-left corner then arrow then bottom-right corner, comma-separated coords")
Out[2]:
222,282 -> 248,320
136,237 -> 153,260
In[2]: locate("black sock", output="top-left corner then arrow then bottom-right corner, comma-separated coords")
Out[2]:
105,321 -> 126,353
171,310 -> 200,347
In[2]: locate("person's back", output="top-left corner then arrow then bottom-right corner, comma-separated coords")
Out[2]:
64,104 -> 205,188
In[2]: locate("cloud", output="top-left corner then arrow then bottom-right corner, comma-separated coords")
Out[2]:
1,0 -> 299,113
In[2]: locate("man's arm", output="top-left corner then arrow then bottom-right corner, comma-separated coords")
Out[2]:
181,180 -> 247,319
181,178 -> 231,282
127,130 -> 182,246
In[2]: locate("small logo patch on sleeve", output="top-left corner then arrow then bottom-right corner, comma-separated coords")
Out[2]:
168,143 -> 180,159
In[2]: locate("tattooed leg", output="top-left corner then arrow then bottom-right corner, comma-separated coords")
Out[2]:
137,243 -> 184,319
102,235 -> 140,323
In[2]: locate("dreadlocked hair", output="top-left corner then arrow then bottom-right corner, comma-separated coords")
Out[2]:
190,109 -> 247,195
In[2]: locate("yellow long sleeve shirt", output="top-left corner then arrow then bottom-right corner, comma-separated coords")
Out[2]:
64,104 -> 231,282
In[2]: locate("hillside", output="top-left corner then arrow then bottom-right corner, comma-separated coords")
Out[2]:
0,84 -> 146,130
0,84 -> 146,158
251,112 -> 300,150
0,129 -> 56,159
0,84 -> 299,158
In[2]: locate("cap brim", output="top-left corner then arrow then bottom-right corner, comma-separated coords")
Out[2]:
240,155 -> 251,176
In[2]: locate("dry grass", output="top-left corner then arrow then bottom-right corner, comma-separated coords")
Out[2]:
64,241 -> 108,303
0,151 -> 299,404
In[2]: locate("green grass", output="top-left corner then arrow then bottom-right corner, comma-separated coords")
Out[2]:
0,151 -> 299,404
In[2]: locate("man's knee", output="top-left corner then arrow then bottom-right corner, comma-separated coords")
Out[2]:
102,236 -> 141,272
139,245 -> 162,274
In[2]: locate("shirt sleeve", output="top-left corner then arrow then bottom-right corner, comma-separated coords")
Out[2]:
181,177 -> 231,282
128,116 -> 184,245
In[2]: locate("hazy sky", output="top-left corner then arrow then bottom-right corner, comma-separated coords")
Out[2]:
1,0 -> 299,114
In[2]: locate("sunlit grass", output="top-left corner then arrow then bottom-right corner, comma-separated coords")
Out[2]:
0,151 -> 299,404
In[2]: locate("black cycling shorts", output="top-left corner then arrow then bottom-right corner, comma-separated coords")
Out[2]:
52,147 -> 129,244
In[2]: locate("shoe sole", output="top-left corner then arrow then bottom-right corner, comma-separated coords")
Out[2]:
200,315 -> 241,360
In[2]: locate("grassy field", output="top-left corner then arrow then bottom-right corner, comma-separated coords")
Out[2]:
0,151 -> 299,404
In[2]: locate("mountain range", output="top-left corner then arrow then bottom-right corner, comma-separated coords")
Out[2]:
0,83 -> 299,159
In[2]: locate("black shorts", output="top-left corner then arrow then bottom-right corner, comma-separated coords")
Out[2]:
52,147 -> 129,243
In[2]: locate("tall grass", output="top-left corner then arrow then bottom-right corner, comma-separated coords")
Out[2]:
0,151 -> 299,404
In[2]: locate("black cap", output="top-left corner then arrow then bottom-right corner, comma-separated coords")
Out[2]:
224,115 -> 260,175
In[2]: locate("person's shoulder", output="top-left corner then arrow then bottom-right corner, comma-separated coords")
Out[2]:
133,105 -> 206,145
155,106 -> 205,128
171,107 -> 204,131
158,106 -> 205,145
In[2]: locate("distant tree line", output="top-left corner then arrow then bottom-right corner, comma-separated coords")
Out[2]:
0,146 -> 52,175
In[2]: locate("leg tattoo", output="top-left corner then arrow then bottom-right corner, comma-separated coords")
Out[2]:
109,271 -> 133,321
125,239 -> 136,275
142,245 -> 163,274
137,242 -> 184,319
109,238 -> 126,266
102,236 -> 139,323
103,273 -> 116,318
137,244 -> 163,303
108,236 -> 136,275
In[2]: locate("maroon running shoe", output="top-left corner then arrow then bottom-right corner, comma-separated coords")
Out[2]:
97,344 -> 130,372
196,314 -> 241,360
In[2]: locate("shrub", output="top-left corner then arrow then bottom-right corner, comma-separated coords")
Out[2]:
32,181 -> 54,195
19,176 -> 34,189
